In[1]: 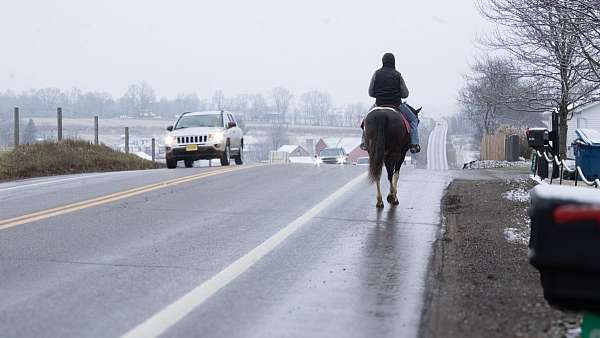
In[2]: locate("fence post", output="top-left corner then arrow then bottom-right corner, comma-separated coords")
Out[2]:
124,127 -> 129,154
94,116 -> 99,145
57,107 -> 63,141
151,138 -> 156,162
13,107 -> 19,147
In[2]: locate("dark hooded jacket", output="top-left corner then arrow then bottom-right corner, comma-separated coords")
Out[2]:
368,53 -> 409,107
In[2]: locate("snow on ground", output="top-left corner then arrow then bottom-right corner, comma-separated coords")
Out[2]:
289,156 -> 316,164
502,189 -> 530,203
502,178 -> 535,246
465,160 -> 529,169
504,227 -> 529,246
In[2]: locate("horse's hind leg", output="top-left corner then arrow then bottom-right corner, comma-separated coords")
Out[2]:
376,178 -> 384,209
386,161 -> 400,205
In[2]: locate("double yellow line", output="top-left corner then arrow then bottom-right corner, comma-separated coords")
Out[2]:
0,165 -> 257,231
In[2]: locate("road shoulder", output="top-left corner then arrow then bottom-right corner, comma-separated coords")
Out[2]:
422,177 -> 580,338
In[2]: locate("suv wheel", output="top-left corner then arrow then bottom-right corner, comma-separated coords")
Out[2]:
166,158 -> 177,169
184,160 -> 194,168
220,143 -> 231,166
234,143 -> 244,165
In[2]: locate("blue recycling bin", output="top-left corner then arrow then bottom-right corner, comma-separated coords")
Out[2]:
574,129 -> 600,180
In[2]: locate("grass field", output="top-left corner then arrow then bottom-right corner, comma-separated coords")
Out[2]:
0,140 -> 161,181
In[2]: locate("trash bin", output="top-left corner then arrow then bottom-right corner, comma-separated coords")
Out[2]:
529,184 -> 600,313
573,129 -> 600,180
505,134 -> 521,162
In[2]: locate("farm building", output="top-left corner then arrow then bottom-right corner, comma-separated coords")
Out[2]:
315,137 -> 368,163
277,145 -> 311,157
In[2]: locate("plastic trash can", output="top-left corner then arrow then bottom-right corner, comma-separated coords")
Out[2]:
573,129 -> 600,180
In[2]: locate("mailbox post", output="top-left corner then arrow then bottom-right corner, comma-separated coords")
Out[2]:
527,128 -> 550,179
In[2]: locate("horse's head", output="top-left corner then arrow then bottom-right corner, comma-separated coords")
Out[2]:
405,103 -> 422,117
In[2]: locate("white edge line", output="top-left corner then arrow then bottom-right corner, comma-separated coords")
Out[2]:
121,172 -> 368,338
0,170 -> 145,192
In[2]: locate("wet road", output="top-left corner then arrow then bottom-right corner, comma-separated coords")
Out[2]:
427,121 -> 449,171
0,164 -> 450,338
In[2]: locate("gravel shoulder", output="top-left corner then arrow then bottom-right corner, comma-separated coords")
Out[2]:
422,177 -> 581,338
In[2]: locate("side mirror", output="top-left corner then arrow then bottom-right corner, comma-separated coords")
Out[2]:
227,122 -> 237,129
166,126 -> 173,131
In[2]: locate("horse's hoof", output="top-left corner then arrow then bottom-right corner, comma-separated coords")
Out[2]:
387,195 -> 399,205
376,201 -> 384,209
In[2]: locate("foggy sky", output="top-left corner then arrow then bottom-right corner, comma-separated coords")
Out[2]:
0,0 -> 489,115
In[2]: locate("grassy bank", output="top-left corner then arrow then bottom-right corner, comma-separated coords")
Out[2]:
0,140 -> 161,181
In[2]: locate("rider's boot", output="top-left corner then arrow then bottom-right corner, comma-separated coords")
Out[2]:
409,144 -> 421,154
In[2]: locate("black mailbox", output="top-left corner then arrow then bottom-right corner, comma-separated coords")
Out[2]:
527,128 -> 549,149
529,185 -> 600,313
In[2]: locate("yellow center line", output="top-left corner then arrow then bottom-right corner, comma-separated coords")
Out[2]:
0,165 -> 259,231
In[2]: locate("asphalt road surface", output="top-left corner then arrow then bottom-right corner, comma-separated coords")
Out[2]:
0,162 -> 450,338
427,121 -> 449,171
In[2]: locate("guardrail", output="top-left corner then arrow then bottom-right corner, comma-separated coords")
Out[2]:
534,149 -> 600,188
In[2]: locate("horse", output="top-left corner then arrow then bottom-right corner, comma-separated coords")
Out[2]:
364,104 -> 421,208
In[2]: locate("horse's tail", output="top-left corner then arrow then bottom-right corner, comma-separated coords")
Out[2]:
368,113 -> 386,183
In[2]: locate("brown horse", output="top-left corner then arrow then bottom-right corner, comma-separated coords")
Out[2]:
364,105 -> 420,208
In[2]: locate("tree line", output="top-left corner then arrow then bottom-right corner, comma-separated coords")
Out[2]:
459,0 -> 600,158
0,83 -> 367,128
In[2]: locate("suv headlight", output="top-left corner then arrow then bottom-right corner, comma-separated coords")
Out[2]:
209,132 -> 224,143
165,135 -> 175,146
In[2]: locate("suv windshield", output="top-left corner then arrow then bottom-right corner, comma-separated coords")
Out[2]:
175,114 -> 222,129
320,148 -> 342,157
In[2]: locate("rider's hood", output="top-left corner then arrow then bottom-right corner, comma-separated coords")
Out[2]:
382,53 -> 395,68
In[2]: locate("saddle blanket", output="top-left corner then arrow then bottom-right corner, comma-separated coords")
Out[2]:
367,106 -> 411,134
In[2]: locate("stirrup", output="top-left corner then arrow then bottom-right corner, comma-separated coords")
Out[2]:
409,144 -> 421,154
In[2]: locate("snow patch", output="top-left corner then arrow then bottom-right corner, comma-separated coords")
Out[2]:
502,189 -> 530,203
465,160 -> 529,169
504,227 -> 529,245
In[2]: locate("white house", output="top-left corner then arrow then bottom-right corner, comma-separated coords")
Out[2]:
567,102 -> 600,157
277,145 -> 310,157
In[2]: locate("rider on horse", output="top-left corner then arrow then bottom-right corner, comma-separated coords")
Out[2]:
361,52 -> 420,154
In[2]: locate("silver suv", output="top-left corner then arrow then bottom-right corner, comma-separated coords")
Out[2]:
164,111 -> 244,168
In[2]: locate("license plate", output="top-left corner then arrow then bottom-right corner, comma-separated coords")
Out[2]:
186,144 -> 198,152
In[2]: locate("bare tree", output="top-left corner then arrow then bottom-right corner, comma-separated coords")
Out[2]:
561,0 -> 600,81
270,87 -> 293,124
248,94 -> 268,122
268,124 -> 289,150
121,82 -> 156,117
212,90 -> 226,110
479,0 -> 600,157
344,102 -> 367,127
300,91 -> 332,126
459,56 -> 546,138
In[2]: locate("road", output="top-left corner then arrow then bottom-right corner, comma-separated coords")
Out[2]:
427,121 -> 449,171
0,159 -> 450,337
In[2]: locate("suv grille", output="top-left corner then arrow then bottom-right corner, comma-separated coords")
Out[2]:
177,136 -> 208,144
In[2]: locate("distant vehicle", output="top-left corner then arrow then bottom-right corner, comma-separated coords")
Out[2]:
354,157 -> 369,166
319,147 -> 348,165
164,111 -> 244,169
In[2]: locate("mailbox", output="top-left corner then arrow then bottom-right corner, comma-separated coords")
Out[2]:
526,128 -> 549,149
529,185 -> 600,313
